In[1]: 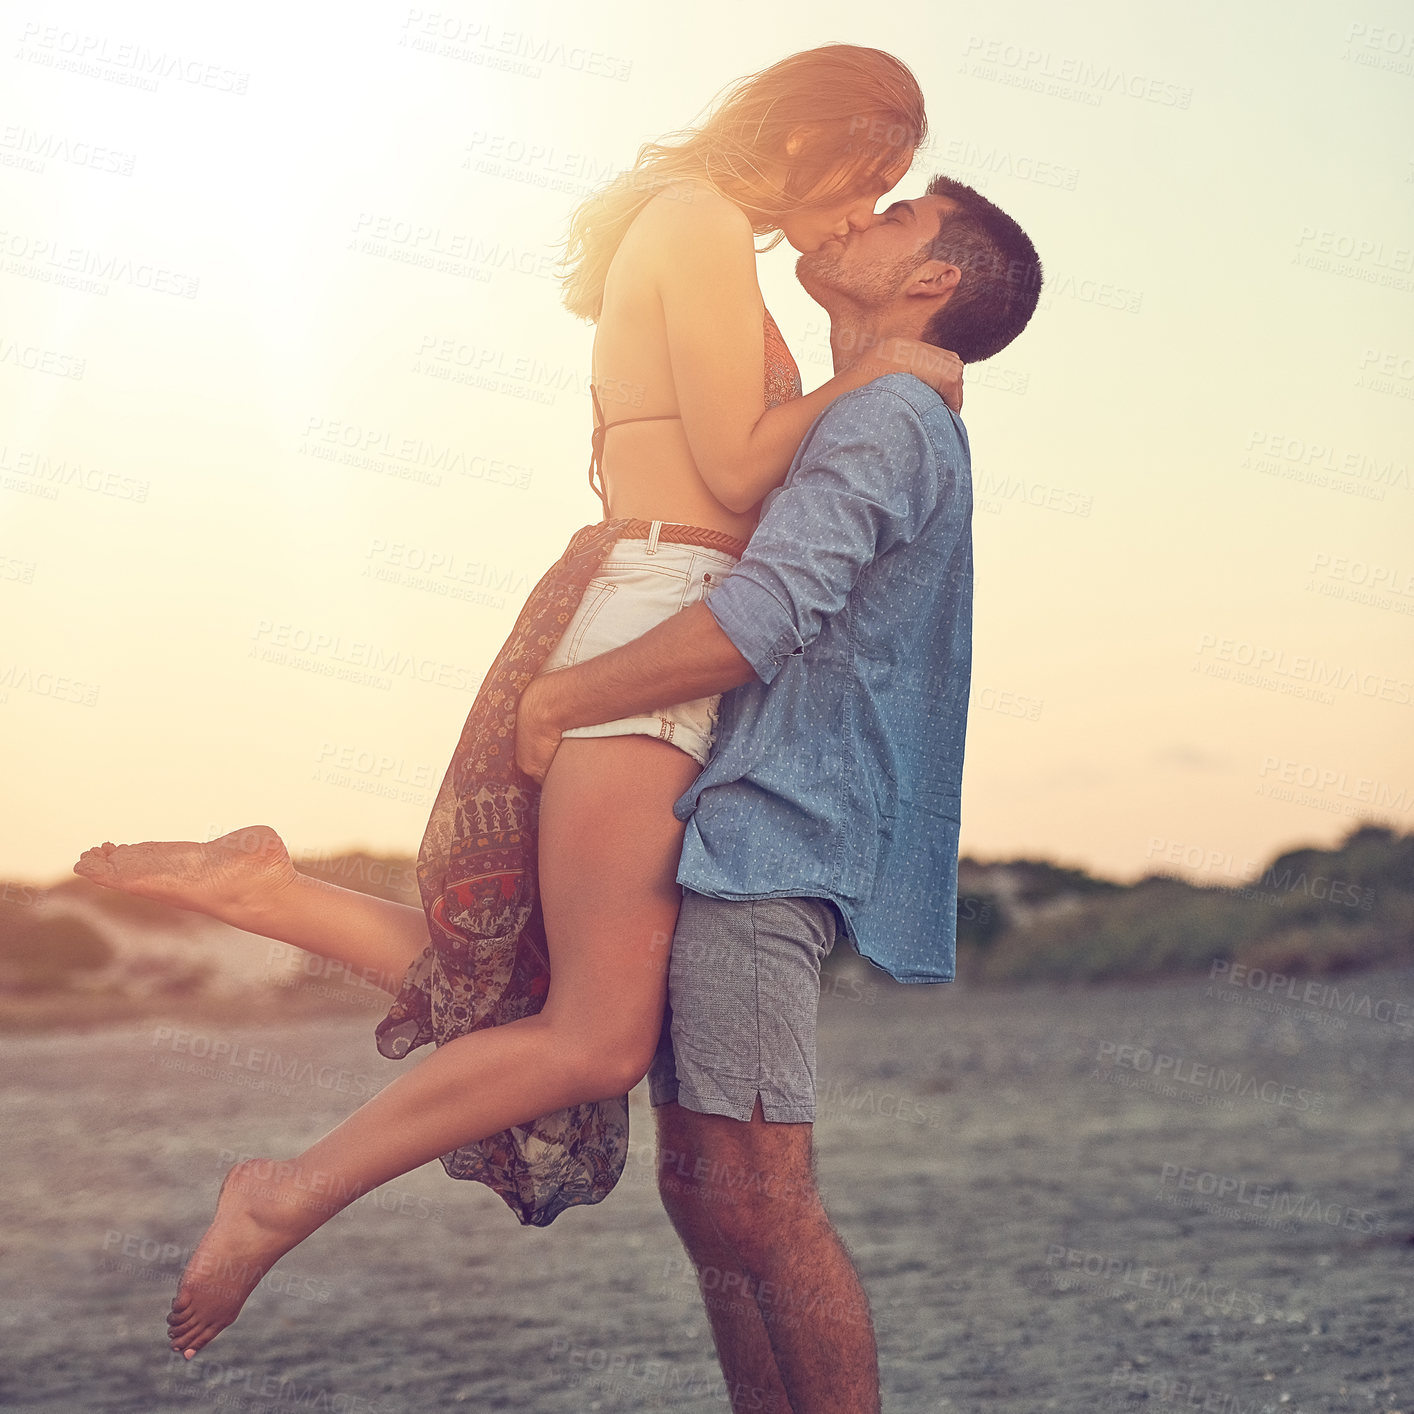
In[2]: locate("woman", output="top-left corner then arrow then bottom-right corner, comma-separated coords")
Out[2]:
73,44 -> 961,1360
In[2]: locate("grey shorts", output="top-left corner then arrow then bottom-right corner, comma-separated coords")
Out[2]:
648,890 -> 842,1123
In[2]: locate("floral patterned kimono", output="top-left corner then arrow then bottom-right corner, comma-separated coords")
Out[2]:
373,518 -> 639,1226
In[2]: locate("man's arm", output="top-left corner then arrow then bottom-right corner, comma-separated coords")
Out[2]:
516,383 -> 940,781
516,600 -> 756,779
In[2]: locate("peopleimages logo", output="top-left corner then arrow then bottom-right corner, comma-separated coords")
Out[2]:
1093,1041 -> 1324,1113
150,1026 -> 386,1098
1258,754 -> 1413,816
1209,961 -> 1413,1035
100,1229 -> 331,1304
0,227 -> 200,297
1193,631 -> 1412,706
1157,1164 -> 1387,1235
1241,429 -> 1409,496
959,36 -> 1193,109
167,1357 -> 394,1413
1103,1368 -> 1279,1414
398,9 -> 633,82
1043,1246 -> 1265,1319
15,21 -> 250,95
1223,865 -> 1375,912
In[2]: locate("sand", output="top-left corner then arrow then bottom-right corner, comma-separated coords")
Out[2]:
3,957 -> 1410,1413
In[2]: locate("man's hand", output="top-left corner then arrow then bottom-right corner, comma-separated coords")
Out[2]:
515,674 -> 564,785
510,601 -> 756,785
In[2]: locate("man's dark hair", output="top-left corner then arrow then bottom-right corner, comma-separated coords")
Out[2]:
919,174 -> 1043,362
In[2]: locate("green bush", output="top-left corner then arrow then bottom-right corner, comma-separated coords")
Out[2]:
960,821 -> 1414,985
0,912 -> 115,991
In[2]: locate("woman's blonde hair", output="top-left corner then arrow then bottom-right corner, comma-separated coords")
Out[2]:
560,44 -> 926,322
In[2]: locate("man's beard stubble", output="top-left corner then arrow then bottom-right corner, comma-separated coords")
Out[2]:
794,242 -> 847,302
795,239 -> 928,312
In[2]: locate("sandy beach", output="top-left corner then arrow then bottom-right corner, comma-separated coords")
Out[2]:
4,955 -> 1411,1413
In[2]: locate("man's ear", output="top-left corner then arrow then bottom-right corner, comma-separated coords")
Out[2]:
904,260 -> 961,300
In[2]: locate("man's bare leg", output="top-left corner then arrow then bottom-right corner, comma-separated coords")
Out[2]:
73,825 -> 428,988
655,1101 -> 794,1413
660,1098 -> 879,1414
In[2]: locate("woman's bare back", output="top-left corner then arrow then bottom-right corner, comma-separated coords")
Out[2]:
589,181 -> 778,540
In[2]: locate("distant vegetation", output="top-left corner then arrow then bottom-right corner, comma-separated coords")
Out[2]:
0,850 -> 419,1003
0,897 -> 113,992
2,825 -> 1409,999
953,822 -> 1414,984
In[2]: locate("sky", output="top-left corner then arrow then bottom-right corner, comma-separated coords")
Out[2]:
2,0 -> 1411,888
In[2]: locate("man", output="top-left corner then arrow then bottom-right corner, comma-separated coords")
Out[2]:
515,173 -> 1043,1414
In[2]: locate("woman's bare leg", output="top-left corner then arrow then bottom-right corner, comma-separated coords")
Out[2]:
167,737 -> 701,1357
73,825 -> 428,990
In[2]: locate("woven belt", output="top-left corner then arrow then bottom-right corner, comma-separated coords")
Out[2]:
615,518 -> 750,560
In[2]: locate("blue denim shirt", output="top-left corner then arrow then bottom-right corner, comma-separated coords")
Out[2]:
672,372 -> 973,984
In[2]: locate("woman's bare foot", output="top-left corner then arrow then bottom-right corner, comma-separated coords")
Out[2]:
166,1158 -> 340,1358
72,825 -> 298,924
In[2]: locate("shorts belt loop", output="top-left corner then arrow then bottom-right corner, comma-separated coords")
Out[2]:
647,519 -> 663,554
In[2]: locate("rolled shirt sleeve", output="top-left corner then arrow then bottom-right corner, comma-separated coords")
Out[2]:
706,383 -> 939,684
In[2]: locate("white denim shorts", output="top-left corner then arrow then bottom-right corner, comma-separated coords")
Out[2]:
537,523 -> 742,768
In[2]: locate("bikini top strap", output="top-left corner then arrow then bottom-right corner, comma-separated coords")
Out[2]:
587,381 -> 683,517
588,384 -> 611,515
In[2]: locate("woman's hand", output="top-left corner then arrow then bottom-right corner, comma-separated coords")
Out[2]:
865,337 -> 964,414
514,676 -> 563,786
